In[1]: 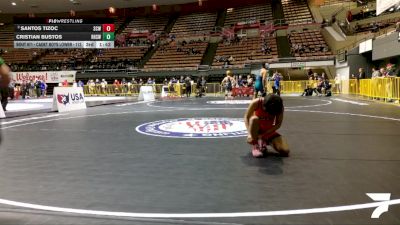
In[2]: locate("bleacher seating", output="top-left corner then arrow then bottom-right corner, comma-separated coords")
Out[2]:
288,30 -> 333,58
281,0 -> 313,25
114,18 -> 126,33
170,12 -> 217,36
224,4 -> 273,27
122,16 -> 168,35
212,36 -> 278,68
39,49 -> 90,63
0,25 -> 14,48
97,47 -> 148,61
0,49 -> 40,64
144,41 -> 207,70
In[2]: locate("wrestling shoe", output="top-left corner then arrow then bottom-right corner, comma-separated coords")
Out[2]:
252,143 -> 264,158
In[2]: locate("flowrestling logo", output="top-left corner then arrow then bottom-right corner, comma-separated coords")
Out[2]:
57,93 -> 84,105
136,118 -> 247,138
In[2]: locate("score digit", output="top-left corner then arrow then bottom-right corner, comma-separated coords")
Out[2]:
102,32 -> 115,41
102,24 -> 115,32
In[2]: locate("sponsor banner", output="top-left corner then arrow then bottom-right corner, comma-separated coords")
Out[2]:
138,85 -> 155,102
52,87 -> 86,113
136,118 -> 247,138
291,62 -> 306,68
11,71 -> 76,84
232,87 -> 254,97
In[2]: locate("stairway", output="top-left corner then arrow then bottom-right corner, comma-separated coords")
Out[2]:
164,14 -> 178,34
276,35 -> 292,58
200,42 -> 218,66
272,0 -> 286,25
215,9 -> 227,28
116,17 -> 133,34
138,15 -> 178,68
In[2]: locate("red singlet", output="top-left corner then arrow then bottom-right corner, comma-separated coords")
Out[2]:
254,98 -> 281,140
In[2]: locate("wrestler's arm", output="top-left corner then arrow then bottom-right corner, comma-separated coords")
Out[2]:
258,111 -> 284,138
0,59 -> 11,88
244,99 -> 259,131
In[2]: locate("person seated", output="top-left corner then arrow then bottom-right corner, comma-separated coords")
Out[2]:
313,77 -> 323,96
321,79 -> 332,96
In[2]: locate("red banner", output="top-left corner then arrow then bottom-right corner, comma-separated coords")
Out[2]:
232,87 -> 254,97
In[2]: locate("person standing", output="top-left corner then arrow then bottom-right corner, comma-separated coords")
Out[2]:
184,76 -> 192,98
35,79 -> 42,98
201,76 -> 207,97
40,80 -> 47,97
179,76 -> 186,98
352,68 -> 365,93
77,80 -> 84,87
254,64 -> 267,99
21,80 -> 27,99
371,68 -> 381,78
8,79 -> 15,100
334,74 -> 341,94
221,71 -> 234,100
272,71 -> 282,96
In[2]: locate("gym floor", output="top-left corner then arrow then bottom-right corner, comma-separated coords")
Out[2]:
0,96 -> 399,225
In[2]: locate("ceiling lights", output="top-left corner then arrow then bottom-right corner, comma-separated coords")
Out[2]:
109,6 -> 115,14
11,2 -> 17,6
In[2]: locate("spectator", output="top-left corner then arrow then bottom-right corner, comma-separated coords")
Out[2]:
62,79 -> 68,87
195,77 -> 203,97
371,68 -> 381,78
21,80 -> 28,99
321,79 -> 332,96
228,55 -> 235,65
334,74 -> 341,93
272,71 -> 282,96
200,76 -> 207,97
247,75 -> 254,87
184,76 -> 192,98
113,79 -> 121,94
40,80 -> 47,97
101,79 -> 107,95
8,79 -> 15,100
77,80 -> 84,88
35,79 -> 42,98
354,68 -> 366,80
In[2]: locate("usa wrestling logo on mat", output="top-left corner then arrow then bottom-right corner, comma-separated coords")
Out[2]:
136,118 -> 247,138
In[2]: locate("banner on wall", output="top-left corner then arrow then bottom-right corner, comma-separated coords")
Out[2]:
11,71 -> 76,84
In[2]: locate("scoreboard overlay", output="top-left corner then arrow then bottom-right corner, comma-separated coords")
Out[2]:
14,18 -> 115,49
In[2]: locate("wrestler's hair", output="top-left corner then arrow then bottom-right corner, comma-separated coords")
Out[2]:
263,94 -> 283,115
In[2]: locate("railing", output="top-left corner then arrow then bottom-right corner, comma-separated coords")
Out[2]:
82,78 -> 400,103
83,83 -> 224,97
